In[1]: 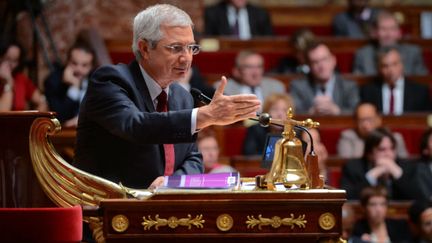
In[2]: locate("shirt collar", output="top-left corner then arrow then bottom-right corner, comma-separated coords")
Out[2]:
139,64 -> 170,102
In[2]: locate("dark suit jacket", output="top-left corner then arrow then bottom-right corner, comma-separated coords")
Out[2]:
74,61 -> 203,188
352,218 -> 413,243
414,160 -> 432,201
204,2 -> 273,37
242,124 -> 270,156
340,158 -> 421,200
44,66 -> 82,122
360,79 -> 431,113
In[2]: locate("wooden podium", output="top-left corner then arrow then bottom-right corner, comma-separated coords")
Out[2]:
99,189 -> 346,243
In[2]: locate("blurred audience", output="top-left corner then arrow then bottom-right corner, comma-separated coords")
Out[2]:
360,47 -> 431,115
0,40 -> 47,112
242,93 -> 293,156
204,0 -> 273,39
301,128 -> 328,181
290,42 -> 359,115
340,127 -> 420,200
337,102 -> 408,159
409,199 -> 432,243
413,128 -> 432,201
273,28 -> 315,75
353,10 -> 428,75
213,50 -> 285,105
350,186 -> 413,243
332,0 -> 379,38
44,41 -> 95,127
342,203 -> 357,241
176,66 -> 215,99
197,128 -> 236,173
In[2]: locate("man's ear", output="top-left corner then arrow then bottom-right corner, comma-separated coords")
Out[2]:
138,39 -> 150,60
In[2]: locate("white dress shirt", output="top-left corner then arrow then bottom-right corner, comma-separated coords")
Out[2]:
227,5 -> 251,40
382,77 -> 404,115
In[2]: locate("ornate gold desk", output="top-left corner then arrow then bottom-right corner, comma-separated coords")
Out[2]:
99,189 -> 345,243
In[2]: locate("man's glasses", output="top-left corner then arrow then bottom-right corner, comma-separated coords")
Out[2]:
164,44 -> 201,55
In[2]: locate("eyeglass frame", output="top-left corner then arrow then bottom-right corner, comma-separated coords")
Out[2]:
163,43 -> 201,55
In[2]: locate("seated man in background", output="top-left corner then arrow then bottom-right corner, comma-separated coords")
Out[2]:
204,0 -> 273,39
0,40 -> 47,112
353,10 -> 428,75
340,127 -> 422,200
332,0 -> 379,38
351,186 -> 413,242
409,200 -> 432,243
337,102 -> 408,159
197,128 -> 236,174
242,93 -> 294,156
290,42 -> 359,115
213,50 -> 285,106
44,41 -> 95,127
361,47 -> 431,115
273,28 -> 315,75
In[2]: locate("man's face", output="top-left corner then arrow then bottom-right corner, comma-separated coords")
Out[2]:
308,45 -> 336,83
140,25 -> 194,88
378,50 -> 404,86
420,208 -> 432,241
366,196 -> 388,226
372,136 -> 396,162
198,137 -> 219,170
376,17 -> 401,46
268,99 -> 289,120
235,54 -> 264,87
356,104 -> 382,138
68,49 -> 94,81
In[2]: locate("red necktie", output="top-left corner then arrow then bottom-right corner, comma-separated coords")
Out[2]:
156,91 -> 175,175
389,86 -> 394,115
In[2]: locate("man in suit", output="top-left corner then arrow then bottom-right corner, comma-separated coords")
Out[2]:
204,0 -> 273,40
353,10 -> 428,75
213,50 -> 285,106
74,4 -> 261,189
361,46 -> 431,115
415,128 -> 432,201
290,42 -> 359,115
332,0 -> 379,38
44,42 -> 95,127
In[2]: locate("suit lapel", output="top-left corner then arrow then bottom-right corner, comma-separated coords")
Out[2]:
129,61 -> 155,112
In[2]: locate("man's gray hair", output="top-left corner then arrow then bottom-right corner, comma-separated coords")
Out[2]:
132,4 -> 193,60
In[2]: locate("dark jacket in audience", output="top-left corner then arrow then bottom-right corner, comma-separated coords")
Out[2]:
360,79 -> 431,114
351,218 -> 413,243
204,1 -> 273,37
340,158 -> 423,200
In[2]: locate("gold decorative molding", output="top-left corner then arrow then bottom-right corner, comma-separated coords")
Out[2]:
216,214 -> 234,231
142,214 -> 205,230
86,216 -> 105,243
111,214 -> 129,233
318,212 -> 336,231
246,214 -> 307,230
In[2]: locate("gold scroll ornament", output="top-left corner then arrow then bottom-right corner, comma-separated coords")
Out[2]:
246,214 -> 307,230
142,214 -> 205,230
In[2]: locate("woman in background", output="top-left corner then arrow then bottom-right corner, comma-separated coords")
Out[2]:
0,40 -> 47,111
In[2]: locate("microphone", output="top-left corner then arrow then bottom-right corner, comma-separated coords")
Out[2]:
191,88 -> 212,105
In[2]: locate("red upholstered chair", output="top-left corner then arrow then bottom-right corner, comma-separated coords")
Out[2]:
0,205 -> 82,242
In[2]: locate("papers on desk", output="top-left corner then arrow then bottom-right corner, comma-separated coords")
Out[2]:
162,172 -> 240,189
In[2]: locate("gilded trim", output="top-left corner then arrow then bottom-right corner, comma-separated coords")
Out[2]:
111,214 -> 129,233
216,214 -> 234,231
318,212 -> 336,230
142,214 -> 205,230
246,214 -> 307,230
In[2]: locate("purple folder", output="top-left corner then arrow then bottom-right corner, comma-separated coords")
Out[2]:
163,172 -> 240,189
